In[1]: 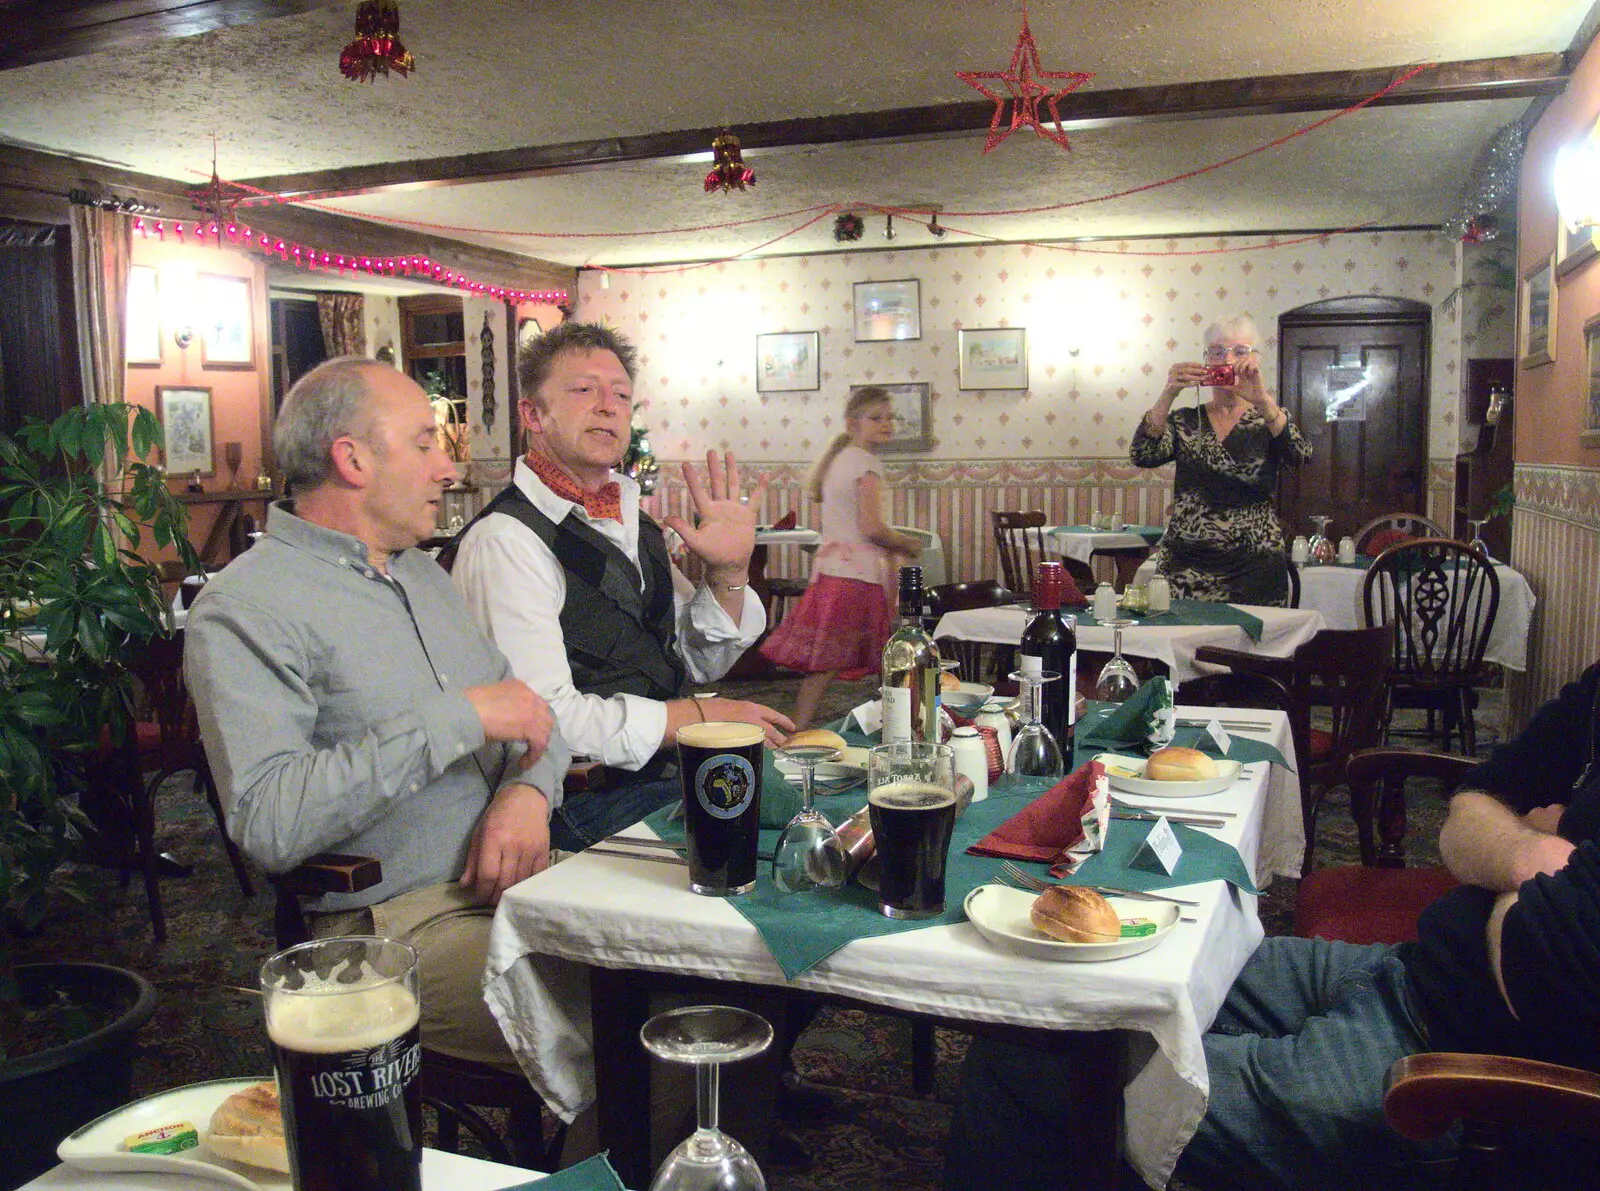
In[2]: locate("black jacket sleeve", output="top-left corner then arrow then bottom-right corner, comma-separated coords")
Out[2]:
1458,664 -> 1600,816
1499,840 -> 1600,1072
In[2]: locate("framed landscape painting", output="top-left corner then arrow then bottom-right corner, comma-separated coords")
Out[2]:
853,279 -> 921,342
958,327 -> 1028,389
199,273 -> 255,369
1520,255 -> 1556,369
157,385 -> 215,476
1558,220 -> 1598,278
856,381 -> 931,452
756,331 -> 820,391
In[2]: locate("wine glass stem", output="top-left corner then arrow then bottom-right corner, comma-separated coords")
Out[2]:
696,1061 -> 720,1132
801,764 -> 814,814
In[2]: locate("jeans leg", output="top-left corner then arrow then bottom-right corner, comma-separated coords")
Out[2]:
1209,936 -> 1398,1037
550,775 -> 680,851
944,1036 -> 1076,1191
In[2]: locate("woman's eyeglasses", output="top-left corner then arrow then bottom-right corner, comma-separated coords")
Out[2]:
1203,345 -> 1257,362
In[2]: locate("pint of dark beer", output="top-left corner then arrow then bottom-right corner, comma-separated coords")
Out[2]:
676,720 -> 765,895
260,937 -> 422,1191
867,742 -> 958,919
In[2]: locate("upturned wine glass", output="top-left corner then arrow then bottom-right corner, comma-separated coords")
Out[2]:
1095,619 -> 1140,703
641,1005 -> 774,1191
771,745 -> 846,893
1307,515 -> 1336,565
1466,518 -> 1491,558
1006,669 -> 1065,778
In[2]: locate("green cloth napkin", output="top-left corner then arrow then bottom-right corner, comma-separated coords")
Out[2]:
1061,816 -> 1258,896
644,776 -> 1058,979
1131,525 -> 1165,545
502,1153 -> 629,1191
1078,677 -> 1173,752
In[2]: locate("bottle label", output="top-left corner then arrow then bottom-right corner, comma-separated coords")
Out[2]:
1019,652 -> 1043,676
882,685 -> 913,743
1066,649 -> 1078,725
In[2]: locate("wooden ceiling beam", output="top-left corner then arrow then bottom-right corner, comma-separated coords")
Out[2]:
233,53 -> 1568,202
0,1 -> 341,72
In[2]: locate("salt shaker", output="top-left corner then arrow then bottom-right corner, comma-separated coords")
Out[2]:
974,699 -> 1014,763
949,726 -> 989,803
1092,581 -> 1118,621
1290,535 -> 1310,564
1338,536 -> 1357,564
1147,572 -> 1171,613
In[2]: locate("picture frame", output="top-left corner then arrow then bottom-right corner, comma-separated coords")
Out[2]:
125,264 -> 162,366
1519,255 -> 1556,369
156,385 -> 215,476
958,327 -> 1028,390
853,279 -> 921,342
199,272 -> 255,369
1558,220 -> 1599,279
755,330 -> 820,392
1584,313 -> 1600,449
517,315 -> 543,354
856,381 -> 931,453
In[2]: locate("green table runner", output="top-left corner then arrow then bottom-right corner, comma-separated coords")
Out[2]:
1068,599 -> 1264,641
1049,524 -> 1164,545
1075,681 -> 1291,770
504,1153 -> 629,1191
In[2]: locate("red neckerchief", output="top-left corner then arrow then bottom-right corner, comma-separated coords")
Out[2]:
525,450 -> 622,522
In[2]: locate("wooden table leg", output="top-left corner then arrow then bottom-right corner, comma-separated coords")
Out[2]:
589,965 -> 652,1188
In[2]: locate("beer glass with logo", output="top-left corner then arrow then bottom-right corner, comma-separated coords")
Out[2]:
676,721 -> 766,895
260,936 -> 422,1191
867,742 -> 958,919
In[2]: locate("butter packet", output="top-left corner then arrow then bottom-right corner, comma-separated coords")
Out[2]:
125,1122 -> 199,1156
1079,767 -> 1111,852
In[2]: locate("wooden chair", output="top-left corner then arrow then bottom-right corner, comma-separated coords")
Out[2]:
1354,512 -> 1448,557
1363,538 -> 1500,754
991,511 -> 1049,597
271,855 -> 567,1171
929,579 -> 1018,689
1294,748 -> 1467,944
1284,555 -> 1301,609
1194,624 -> 1393,871
1386,1052 -> 1600,1188
1176,670 -> 1297,720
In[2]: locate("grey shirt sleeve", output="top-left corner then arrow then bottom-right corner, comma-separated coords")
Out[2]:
187,590 -> 491,873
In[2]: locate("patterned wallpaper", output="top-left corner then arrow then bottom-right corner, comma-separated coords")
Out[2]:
576,229 -> 1463,465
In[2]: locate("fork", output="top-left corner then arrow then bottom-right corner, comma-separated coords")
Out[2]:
998,860 -> 1201,908
992,871 -> 1197,923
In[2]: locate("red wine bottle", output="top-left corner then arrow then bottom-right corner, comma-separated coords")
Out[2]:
1019,561 -> 1077,753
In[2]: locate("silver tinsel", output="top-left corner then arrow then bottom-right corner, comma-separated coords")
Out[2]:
1442,122 -> 1526,242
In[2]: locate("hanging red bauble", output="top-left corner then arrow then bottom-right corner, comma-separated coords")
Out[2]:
340,1 -> 416,83
956,8 -> 1093,154
704,130 -> 756,194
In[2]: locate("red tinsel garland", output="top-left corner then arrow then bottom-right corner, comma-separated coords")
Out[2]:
340,1 -> 416,83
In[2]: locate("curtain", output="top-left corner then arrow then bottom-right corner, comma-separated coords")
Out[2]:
68,206 -> 129,407
316,292 -> 366,357
0,224 -> 68,436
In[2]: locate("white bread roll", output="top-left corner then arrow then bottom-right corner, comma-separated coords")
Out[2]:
784,728 -> 847,751
207,1081 -> 289,1173
1029,885 -> 1122,943
1144,746 -> 1219,782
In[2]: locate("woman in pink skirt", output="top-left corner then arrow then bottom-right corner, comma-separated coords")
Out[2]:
760,386 -> 924,729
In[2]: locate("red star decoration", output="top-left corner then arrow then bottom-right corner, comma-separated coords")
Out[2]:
957,12 -> 1093,154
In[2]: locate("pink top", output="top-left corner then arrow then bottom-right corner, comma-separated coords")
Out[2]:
814,445 -> 894,585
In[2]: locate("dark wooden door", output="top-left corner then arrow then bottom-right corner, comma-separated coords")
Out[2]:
1278,307 -> 1430,541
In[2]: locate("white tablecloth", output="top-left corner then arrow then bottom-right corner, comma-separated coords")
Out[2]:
483,708 -> 1299,1190
22,1149 -> 538,1190
931,604 -> 1326,687
1050,528 -> 1152,565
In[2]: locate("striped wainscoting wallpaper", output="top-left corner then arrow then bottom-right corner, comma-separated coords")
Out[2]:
642,456 -> 1175,587
1507,463 -> 1600,728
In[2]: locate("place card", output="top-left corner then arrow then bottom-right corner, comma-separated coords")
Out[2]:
1080,769 -> 1111,852
1129,816 -> 1183,876
1206,719 -> 1232,756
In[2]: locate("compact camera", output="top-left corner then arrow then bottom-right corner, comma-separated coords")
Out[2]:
1199,363 -> 1237,387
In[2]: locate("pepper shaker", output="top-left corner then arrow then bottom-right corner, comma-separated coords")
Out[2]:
949,726 -> 989,803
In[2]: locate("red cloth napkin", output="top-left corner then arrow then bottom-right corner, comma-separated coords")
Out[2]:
1059,573 -> 1089,607
965,760 -> 1104,864
771,509 -> 798,531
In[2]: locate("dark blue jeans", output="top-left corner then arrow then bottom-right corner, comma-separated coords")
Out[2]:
549,773 -> 680,851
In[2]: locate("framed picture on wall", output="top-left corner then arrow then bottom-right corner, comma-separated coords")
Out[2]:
1584,314 -> 1600,449
156,386 -> 215,476
755,331 -> 820,391
853,279 -> 921,342
125,264 -> 162,366
958,327 -> 1028,389
517,316 -> 543,354
1558,221 -> 1598,278
1519,255 -> 1556,369
199,273 -> 255,369
856,381 -> 931,453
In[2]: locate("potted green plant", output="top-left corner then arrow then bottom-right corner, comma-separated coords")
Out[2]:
0,401 -> 200,1181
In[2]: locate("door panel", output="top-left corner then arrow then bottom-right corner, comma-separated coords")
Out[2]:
1278,320 -> 1428,540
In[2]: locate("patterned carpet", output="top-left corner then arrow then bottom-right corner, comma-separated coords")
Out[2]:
12,674 -> 1498,1190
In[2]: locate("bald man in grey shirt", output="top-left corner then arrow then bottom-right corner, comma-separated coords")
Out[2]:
188,357 -> 566,1070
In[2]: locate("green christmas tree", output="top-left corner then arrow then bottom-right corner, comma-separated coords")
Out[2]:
622,421 -> 658,494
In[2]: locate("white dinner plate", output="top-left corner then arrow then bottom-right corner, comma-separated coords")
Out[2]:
963,885 -> 1179,962
774,758 -> 865,793
57,1076 -> 289,1190
1093,752 -> 1243,798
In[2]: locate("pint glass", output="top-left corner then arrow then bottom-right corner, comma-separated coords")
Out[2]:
677,720 -> 766,895
259,936 -> 422,1191
867,742 -> 958,919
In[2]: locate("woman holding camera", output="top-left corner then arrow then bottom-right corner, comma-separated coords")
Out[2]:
1130,315 -> 1310,606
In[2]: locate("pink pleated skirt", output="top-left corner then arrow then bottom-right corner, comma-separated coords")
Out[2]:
758,573 -> 894,680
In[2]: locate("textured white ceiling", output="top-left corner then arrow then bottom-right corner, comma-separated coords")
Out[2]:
0,0 -> 1585,265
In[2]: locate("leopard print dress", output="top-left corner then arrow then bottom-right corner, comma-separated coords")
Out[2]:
1130,404 -> 1311,606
